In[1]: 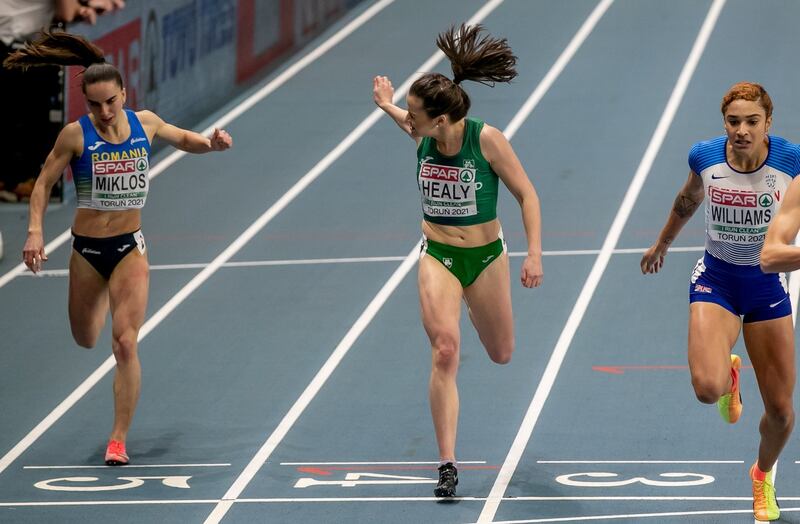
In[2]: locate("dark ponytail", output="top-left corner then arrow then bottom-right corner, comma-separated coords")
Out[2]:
410,24 -> 517,121
3,30 -> 124,92
437,24 -> 517,86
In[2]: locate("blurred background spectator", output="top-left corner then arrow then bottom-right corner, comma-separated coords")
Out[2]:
0,0 -> 124,202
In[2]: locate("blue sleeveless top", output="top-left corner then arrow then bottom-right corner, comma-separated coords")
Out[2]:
70,109 -> 151,210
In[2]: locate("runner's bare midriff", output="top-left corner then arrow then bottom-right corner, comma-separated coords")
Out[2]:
422,217 -> 501,247
73,208 -> 142,237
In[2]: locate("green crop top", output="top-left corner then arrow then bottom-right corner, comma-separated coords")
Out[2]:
416,117 -> 499,226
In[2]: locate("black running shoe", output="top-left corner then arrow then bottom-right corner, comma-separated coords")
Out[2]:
434,462 -> 458,497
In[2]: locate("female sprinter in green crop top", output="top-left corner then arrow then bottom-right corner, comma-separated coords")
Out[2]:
373,24 -> 543,498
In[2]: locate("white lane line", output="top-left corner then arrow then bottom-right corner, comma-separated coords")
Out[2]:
502,0 -> 609,138
19,256 -> 411,277
604,245 -> 704,255
3,496 -> 797,508
536,460 -> 743,464
23,463 -> 230,469
0,498 -> 473,508
281,461 -> 487,466
20,246 -> 708,277
0,0 -> 396,292
487,496 -> 756,501
237,497 -> 486,502
475,507 -> 800,524
0,229 -> 72,287
201,241 -> 422,523
0,500 -> 220,507
0,0 -> 396,478
477,1 -> 726,522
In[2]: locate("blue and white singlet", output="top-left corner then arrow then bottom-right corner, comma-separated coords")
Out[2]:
70,109 -> 151,210
687,135 -> 800,321
689,135 -> 800,266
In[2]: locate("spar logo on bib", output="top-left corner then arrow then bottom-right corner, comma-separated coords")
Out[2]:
709,186 -> 773,208
709,186 -> 757,207
708,186 -> 773,243
418,161 -> 477,218
95,157 -> 148,175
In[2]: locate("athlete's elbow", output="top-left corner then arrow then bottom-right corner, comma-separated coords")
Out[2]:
760,247 -> 778,273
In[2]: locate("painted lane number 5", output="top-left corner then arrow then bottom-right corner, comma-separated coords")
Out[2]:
35,476 -> 192,491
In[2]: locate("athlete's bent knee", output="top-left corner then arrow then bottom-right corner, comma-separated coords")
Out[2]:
491,353 -> 512,365
73,336 -> 97,349
692,377 -> 727,404
488,341 -> 514,365
71,327 -> 98,349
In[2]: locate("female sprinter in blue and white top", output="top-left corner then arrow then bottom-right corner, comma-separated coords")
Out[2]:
641,82 -> 798,521
4,31 -> 232,466
373,24 -> 543,498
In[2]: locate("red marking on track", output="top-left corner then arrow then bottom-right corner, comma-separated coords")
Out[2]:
592,365 -> 688,374
593,365 -> 752,374
297,467 -> 333,476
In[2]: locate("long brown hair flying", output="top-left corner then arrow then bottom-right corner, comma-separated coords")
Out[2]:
410,24 -> 517,121
3,30 -> 123,92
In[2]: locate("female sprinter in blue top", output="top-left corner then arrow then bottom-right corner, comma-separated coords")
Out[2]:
642,82 -> 798,521
4,31 -> 232,466
373,24 -> 543,498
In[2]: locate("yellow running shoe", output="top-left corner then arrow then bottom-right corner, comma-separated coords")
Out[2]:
717,354 -> 742,423
751,463 -> 780,521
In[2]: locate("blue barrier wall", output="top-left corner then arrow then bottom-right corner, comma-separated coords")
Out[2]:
65,0 -> 365,126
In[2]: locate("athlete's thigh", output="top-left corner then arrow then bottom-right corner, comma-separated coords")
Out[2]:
462,252 -> 513,347
688,301 -> 741,376
108,250 -> 149,334
743,315 -> 796,407
418,254 -> 463,340
68,250 -> 110,338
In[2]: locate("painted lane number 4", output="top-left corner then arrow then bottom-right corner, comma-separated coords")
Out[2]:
295,472 -> 436,488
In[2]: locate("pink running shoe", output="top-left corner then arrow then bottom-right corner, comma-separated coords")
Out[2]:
105,439 -> 129,466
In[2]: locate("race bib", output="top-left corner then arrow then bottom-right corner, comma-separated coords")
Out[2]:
91,154 -> 149,209
707,186 -> 773,244
418,162 -> 477,218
